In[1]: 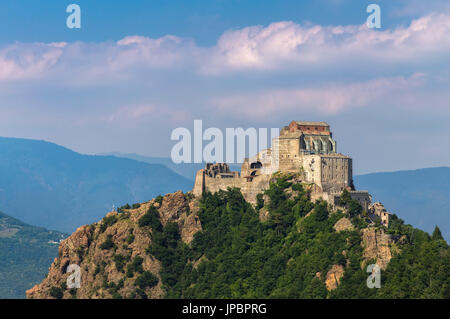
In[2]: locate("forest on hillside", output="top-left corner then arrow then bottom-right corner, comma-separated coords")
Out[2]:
145,175 -> 450,299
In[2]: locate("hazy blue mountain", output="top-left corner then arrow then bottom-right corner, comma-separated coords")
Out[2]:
0,137 -> 193,233
354,167 -> 450,241
100,152 -> 242,181
0,210 -> 66,298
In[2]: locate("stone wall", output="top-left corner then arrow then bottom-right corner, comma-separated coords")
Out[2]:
349,191 -> 372,212
193,169 -> 206,197
301,154 -> 352,194
302,155 -> 322,185
320,155 -> 353,193
193,171 -> 272,204
276,136 -> 303,172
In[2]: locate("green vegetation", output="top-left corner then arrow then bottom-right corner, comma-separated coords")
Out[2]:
256,193 -> 264,210
0,211 -> 66,298
138,205 -> 162,230
49,286 -> 64,299
135,271 -> 159,289
144,211 -> 191,295
93,261 -> 107,279
114,254 -> 129,272
118,203 -> 136,214
126,256 -> 145,278
155,195 -> 164,206
339,189 -> 363,218
100,235 -> 116,250
126,233 -> 135,244
99,215 -> 118,233
140,175 -> 450,299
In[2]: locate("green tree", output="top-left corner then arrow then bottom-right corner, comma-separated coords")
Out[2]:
432,226 -> 444,241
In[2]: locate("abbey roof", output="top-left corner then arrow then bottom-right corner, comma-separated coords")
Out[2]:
295,121 -> 329,126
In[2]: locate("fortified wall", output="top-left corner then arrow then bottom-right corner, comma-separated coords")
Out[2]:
193,121 -> 373,214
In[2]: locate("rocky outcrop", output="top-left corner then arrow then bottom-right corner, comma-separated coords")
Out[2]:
258,208 -> 270,222
361,227 -> 394,270
157,191 -> 202,244
26,191 -> 202,299
325,264 -> 344,291
180,198 -> 202,244
334,217 -> 354,232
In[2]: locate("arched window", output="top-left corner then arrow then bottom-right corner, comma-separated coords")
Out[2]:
250,161 -> 262,169
300,136 -> 307,150
316,140 -> 322,152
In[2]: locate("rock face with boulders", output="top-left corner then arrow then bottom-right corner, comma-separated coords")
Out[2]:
334,217 -> 354,232
361,227 -> 395,270
325,264 -> 345,291
26,191 -> 201,299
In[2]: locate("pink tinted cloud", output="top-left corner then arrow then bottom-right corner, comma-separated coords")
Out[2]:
201,13 -> 450,74
211,74 -> 426,117
100,104 -> 191,126
0,42 -> 65,80
0,13 -> 448,81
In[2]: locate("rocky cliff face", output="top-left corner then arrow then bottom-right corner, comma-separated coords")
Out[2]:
27,191 -> 201,299
325,264 -> 345,291
361,227 -> 396,270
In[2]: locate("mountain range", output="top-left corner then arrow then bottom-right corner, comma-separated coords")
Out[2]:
354,167 -> 450,241
0,137 -> 192,233
99,152 -> 242,181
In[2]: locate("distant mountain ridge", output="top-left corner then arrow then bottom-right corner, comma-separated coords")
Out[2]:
100,152 -> 242,181
0,210 -> 66,298
354,167 -> 450,241
0,137 -> 193,233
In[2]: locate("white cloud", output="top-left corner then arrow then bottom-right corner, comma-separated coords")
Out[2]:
100,104 -> 191,125
0,13 -> 449,82
211,74 -> 426,117
0,43 -> 64,80
203,13 -> 450,74
1,11 -> 449,172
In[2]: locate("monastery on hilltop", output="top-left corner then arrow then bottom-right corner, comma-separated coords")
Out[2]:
193,121 -> 390,224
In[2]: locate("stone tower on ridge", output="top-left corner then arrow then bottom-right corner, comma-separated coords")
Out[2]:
193,121 -> 370,211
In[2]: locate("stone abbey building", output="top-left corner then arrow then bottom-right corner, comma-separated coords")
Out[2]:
193,121 -> 374,213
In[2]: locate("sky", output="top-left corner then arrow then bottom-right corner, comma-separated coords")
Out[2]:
0,0 -> 449,174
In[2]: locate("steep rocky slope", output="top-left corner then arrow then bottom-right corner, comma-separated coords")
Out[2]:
27,191 -> 201,299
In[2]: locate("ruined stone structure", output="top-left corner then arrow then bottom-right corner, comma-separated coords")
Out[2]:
330,191 -> 372,213
369,202 -> 391,226
193,121 -> 372,215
